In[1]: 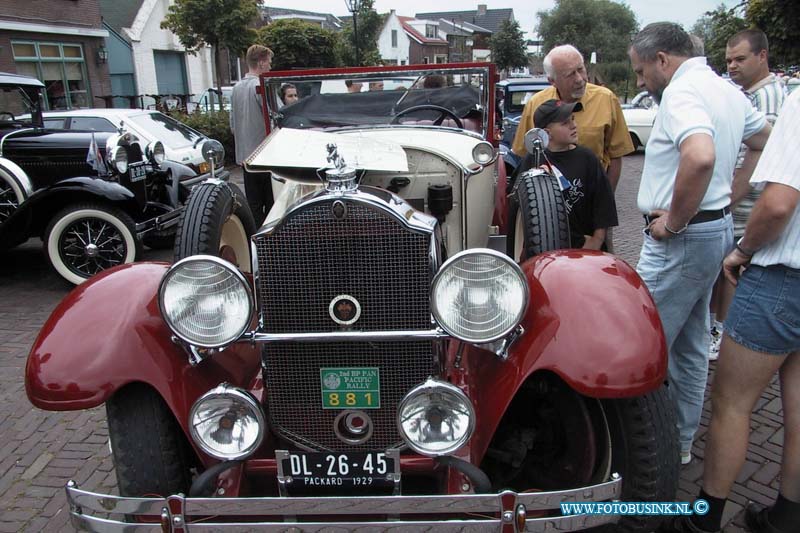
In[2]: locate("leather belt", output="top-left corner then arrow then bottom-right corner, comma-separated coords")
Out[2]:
643,206 -> 730,227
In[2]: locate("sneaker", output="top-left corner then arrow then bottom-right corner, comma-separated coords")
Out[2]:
745,501 -> 789,533
681,450 -> 692,465
709,327 -> 722,361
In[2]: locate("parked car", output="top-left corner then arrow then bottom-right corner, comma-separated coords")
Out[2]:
27,63 -> 678,531
622,91 -> 658,150
496,76 -> 550,174
192,86 -> 233,113
41,108 -> 224,182
0,72 -> 226,284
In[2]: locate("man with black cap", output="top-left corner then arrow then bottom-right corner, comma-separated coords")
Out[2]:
513,98 -> 618,250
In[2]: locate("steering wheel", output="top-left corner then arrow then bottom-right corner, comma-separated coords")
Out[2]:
0,112 -> 15,122
391,105 -> 463,128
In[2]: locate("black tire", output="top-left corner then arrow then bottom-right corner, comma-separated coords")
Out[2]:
107,383 -> 195,497
509,171 -> 570,261
630,132 -> 642,150
173,181 -> 256,272
44,202 -> 141,285
482,375 -> 678,532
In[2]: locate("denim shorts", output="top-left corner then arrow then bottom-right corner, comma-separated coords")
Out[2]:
725,264 -> 800,355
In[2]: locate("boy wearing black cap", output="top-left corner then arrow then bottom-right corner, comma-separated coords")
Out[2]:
513,98 -> 618,250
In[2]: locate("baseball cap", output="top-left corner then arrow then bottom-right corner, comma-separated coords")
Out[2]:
533,99 -> 583,128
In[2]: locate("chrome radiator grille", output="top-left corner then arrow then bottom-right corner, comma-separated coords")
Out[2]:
254,199 -> 435,451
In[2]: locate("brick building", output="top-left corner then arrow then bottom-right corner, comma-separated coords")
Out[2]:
0,0 -> 111,110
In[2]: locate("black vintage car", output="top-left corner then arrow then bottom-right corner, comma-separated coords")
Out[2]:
0,72 -> 227,284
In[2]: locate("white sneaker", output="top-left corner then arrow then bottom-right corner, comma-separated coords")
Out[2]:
681,451 -> 692,465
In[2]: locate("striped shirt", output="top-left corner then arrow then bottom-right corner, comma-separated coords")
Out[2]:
733,74 -> 787,237
749,89 -> 800,269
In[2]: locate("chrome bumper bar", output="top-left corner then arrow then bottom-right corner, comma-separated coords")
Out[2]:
66,475 -> 622,532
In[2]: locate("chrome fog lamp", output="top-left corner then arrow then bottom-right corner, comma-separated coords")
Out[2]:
397,379 -> 475,456
146,140 -> 165,164
431,249 -> 527,343
109,145 -> 128,174
159,255 -> 253,348
189,383 -> 265,460
201,139 -> 225,168
471,141 -> 496,165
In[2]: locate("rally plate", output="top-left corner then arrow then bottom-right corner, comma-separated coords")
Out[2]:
276,449 -> 400,492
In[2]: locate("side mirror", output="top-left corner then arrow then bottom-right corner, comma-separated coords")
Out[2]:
523,128 -> 549,155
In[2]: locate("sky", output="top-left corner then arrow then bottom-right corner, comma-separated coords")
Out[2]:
264,0 -> 740,39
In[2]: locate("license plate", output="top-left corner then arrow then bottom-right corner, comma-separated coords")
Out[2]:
320,367 -> 380,409
277,450 -> 397,489
129,163 -> 147,182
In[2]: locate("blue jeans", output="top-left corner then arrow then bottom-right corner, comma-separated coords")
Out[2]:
636,215 -> 733,453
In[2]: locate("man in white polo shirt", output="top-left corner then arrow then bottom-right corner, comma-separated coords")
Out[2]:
628,22 -> 771,468
668,89 -> 800,533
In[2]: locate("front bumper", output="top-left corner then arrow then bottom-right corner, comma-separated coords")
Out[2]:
181,167 -> 230,187
66,475 -> 622,532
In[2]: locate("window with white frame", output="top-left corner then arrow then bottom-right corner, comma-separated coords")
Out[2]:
425,25 -> 437,38
434,54 -> 448,63
391,30 -> 398,48
11,41 -> 90,110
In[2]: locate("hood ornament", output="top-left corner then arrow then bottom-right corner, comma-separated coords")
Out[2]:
323,143 -> 358,192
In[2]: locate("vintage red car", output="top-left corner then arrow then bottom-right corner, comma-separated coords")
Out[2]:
26,63 -> 678,531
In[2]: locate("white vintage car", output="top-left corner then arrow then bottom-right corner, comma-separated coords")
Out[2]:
622,91 -> 657,150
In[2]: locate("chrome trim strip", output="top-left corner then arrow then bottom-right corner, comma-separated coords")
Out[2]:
241,329 -> 449,343
66,476 -> 621,531
0,128 -> 35,158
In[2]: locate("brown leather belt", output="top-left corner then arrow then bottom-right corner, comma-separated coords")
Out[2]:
644,206 -> 730,226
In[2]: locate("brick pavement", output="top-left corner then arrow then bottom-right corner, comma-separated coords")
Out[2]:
0,157 -> 784,531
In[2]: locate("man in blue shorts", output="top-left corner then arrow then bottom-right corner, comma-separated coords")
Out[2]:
669,87 -> 800,533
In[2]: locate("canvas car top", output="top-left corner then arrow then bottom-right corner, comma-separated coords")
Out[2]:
278,85 -> 482,129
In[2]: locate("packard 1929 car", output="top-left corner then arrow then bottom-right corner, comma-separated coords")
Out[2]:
26,63 -> 678,531
0,72 -> 227,284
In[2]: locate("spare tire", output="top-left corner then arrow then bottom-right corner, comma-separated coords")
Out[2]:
173,181 -> 256,272
509,170 -> 570,261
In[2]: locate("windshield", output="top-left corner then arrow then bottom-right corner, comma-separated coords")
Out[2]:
0,86 -> 38,127
262,65 -> 492,138
505,85 -> 549,115
127,112 -> 203,148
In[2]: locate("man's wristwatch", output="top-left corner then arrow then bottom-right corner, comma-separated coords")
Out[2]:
735,238 -> 756,257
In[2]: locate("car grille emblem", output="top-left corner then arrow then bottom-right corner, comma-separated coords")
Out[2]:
329,295 -> 361,325
332,200 -> 347,220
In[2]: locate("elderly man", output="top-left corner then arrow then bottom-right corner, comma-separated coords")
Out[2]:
512,44 -> 633,190
629,22 -> 771,468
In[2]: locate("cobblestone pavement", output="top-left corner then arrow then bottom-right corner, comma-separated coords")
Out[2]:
0,156 -> 783,531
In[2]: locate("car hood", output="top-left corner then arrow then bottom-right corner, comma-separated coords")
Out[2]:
2,129 -> 114,156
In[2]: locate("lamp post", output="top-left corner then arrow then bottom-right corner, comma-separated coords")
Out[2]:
344,0 -> 363,66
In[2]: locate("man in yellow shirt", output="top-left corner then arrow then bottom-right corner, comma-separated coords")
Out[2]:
512,44 -> 633,190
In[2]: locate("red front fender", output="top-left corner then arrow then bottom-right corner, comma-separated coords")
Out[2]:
26,262 -> 261,431
459,250 -> 667,461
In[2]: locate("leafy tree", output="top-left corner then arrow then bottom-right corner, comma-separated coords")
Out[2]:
256,20 -> 340,70
691,4 -> 746,73
490,20 -> 528,75
745,0 -> 800,68
161,0 -> 260,109
536,0 -> 638,65
339,0 -> 383,66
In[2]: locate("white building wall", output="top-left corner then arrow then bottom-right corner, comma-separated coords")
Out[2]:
125,0 -> 214,100
377,12 -> 410,65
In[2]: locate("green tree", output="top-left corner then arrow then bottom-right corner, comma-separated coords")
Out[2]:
691,4 -> 746,73
745,0 -> 800,68
340,0 -> 383,66
490,19 -> 528,75
161,0 -> 260,110
256,20 -> 340,70
536,0 -> 638,65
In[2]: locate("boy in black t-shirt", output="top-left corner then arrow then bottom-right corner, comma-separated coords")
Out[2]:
513,99 -> 618,249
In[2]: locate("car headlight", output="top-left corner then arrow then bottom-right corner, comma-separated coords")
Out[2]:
189,383 -> 265,460
397,379 -> 474,456
109,145 -> 128,174
146,141 -> 165,164
158,255 -> 253,348
472,141 -> 496,165
431,249 -> 527,343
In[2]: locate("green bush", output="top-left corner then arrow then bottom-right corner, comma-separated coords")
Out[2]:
169,110 -> 236,166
